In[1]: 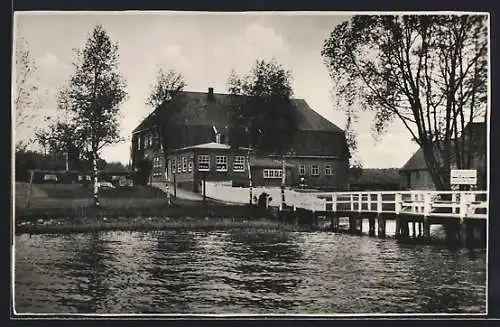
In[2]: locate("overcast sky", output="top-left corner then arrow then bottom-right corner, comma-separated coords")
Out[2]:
13,11 -> 420,168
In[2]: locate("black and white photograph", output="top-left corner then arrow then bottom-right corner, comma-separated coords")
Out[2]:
12,11 -> 489,316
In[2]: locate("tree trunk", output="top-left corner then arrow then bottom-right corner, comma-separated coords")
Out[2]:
281,155 -> 286,209
247,152 -> 253,205
92,154 -> 100,207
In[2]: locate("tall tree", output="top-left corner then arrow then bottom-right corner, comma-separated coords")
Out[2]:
227,59 -> 298,206
146,68 -> 187,109
14,38 -> 43,148
64,25 -> 127,206
145,68 -> 187,151
145,68 -> 187,169
322,15 -> 488,190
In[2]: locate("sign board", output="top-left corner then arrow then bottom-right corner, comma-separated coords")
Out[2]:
450,169 -> 477,185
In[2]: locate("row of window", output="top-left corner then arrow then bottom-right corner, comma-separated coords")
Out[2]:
154,154 -> 334,178
171,155 -> 247,173
263,169 -> 283,179
298,164 -> 333,177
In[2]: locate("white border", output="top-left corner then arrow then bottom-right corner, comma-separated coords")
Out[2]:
11,10 -> 491,318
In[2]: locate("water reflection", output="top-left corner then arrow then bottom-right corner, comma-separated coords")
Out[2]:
146,231 -> 199,313
217,231 -> 305,312
57,233 -> 111,312
14,230 -> 486,314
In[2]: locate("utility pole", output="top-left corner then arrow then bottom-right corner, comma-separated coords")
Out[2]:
165,166 -> 171,206
65,148 -> 69,171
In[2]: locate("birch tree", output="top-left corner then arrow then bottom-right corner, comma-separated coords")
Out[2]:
14,38 -> 42,149
64,25 -> 127,206
322,15 -> 488,190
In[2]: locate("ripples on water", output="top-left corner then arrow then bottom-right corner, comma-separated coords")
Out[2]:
14,228 -> 486,314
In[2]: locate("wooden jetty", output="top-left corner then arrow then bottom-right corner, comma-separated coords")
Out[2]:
277,190 -> 488,245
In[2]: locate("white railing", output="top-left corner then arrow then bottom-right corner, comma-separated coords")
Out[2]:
203,182 -> 488,220
303,190 -> 488,220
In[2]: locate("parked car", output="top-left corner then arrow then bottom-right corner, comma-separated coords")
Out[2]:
97,181 -> 115,189
43,174 -> 58,183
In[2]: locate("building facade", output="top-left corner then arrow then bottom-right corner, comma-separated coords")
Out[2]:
131,88 -> 350,191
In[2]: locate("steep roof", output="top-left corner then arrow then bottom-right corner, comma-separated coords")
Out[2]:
400,148 -> 427,171
133,90 -> 343,134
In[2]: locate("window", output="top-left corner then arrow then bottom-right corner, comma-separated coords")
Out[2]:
188,157 -> 193,172
177,157 -> 182,173
171,159 -> 177,173
233,156 -> 245,172
299,164 -> 306,176
153,157 -> 162,176
145,133 -> 152,148
198,154 -> 210,171
137,135 -> 142,150
311,165 -> 319,176
216,155 -> 228,172
263,169 -> 283,179
325,165 -> 332,176
182,157 -> 187,172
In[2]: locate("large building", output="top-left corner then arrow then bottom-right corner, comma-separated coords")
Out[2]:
399,122 -> 487,190
131,88 -> 350,192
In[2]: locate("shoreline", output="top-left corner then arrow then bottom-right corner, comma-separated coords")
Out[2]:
14,202 -> 299,235
14,216 -> 303,235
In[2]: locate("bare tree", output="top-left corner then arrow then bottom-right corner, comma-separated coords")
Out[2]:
146,68 -> 187,108
14,38 -> 43,148
322,15 -> 488,189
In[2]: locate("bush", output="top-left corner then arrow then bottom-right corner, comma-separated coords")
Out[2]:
133,159 -> 152,185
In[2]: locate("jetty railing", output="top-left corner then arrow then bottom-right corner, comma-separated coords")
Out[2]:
288,191 -> 488,220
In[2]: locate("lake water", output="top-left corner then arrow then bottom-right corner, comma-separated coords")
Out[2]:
14,226 -> 486,315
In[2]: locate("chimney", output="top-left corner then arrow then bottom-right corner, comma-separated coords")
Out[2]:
208,87 -> 214,100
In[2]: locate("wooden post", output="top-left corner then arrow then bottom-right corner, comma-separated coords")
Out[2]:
25,169 -> 35,208
357,214 -> 362,235
377,213 -> 386,238
402,216 -> 409,238
423,193 -> 431,239
423,217 -> 431,238
418,221 -> 422,237
349,216 -> 356,234
203,175 -> 206,204
395,216 -> 401,239
412,221 -> 416,238
332,215 -> 339,232
369,216 -> 376,236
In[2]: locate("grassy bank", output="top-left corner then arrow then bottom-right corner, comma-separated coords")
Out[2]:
14,216 -> 300,235
14,182 -> 287,234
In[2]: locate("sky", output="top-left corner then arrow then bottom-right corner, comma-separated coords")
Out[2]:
13,11 -> 420,168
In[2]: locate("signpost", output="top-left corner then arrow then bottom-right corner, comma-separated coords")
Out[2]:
450,169 -> 477,190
